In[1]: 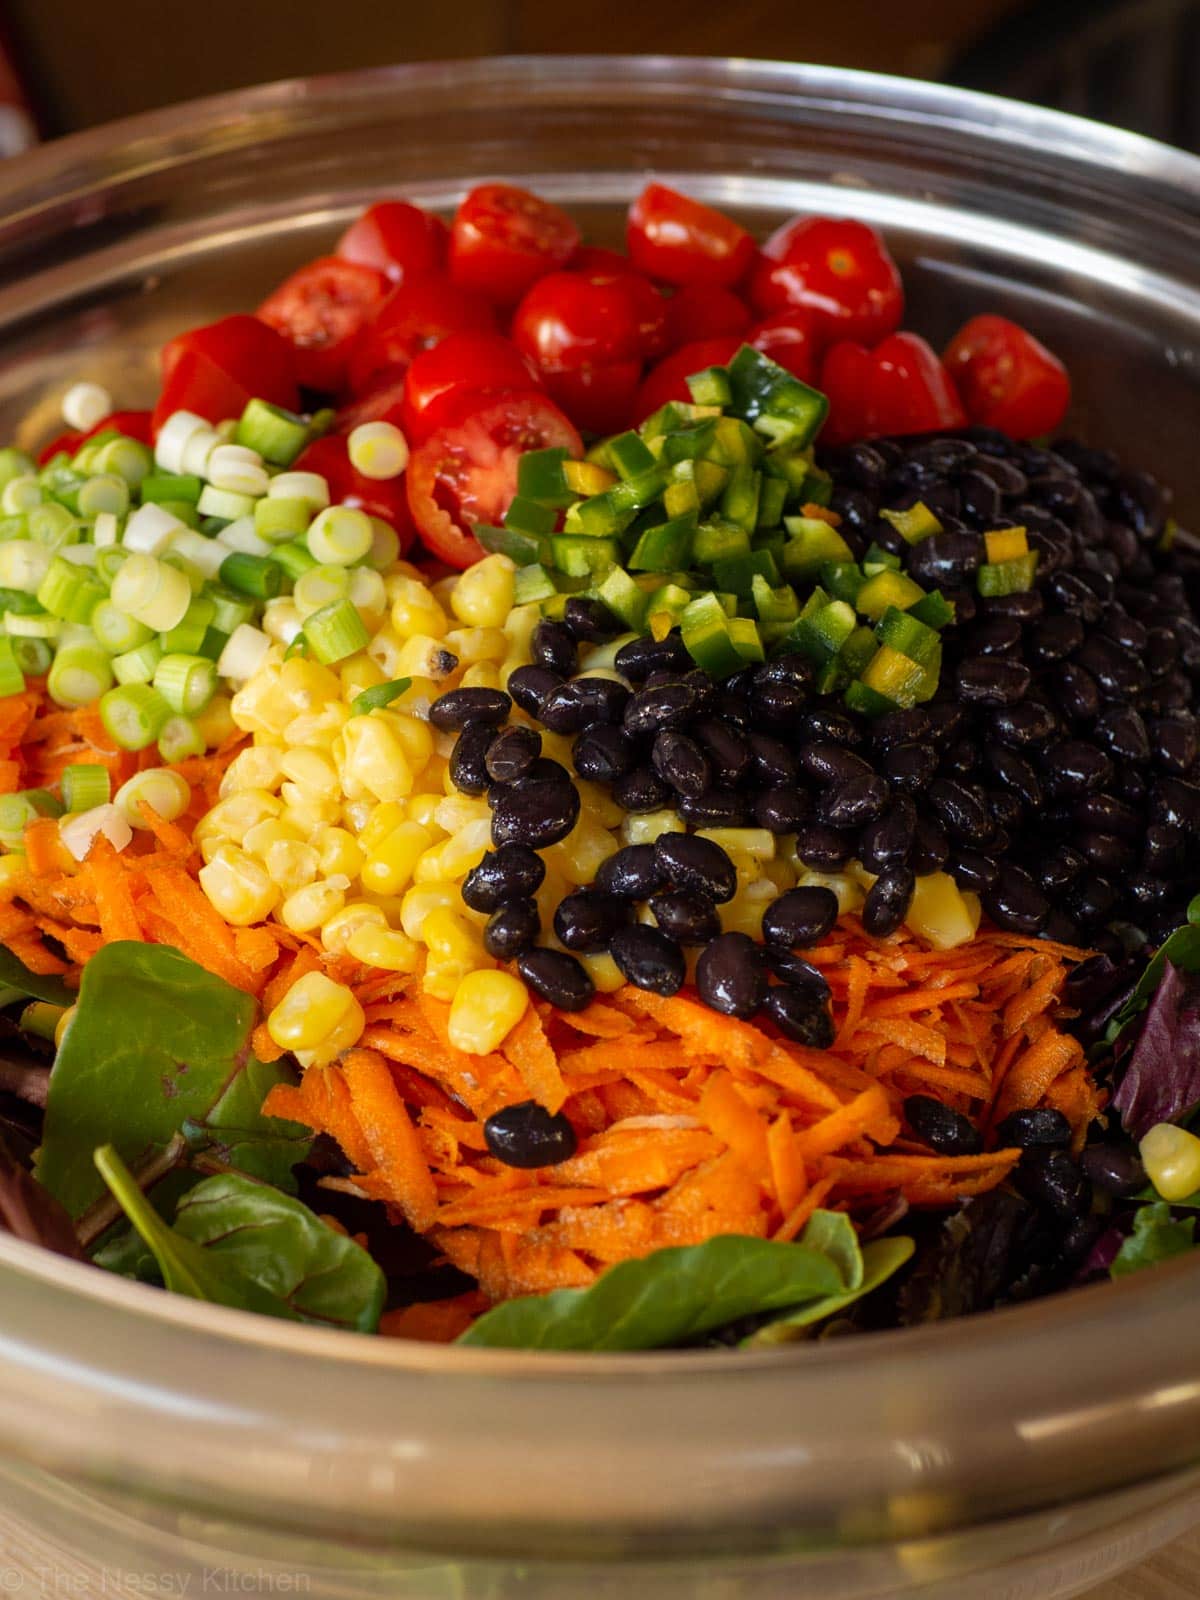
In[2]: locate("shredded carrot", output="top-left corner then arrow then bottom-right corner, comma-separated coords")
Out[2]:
342,1047 -> 439,1230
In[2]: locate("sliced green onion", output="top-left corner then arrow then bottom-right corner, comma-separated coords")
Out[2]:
77,474 -> 130,519
10,636 -> 52,676
27,502 -> 79,549
0,791 -> 39,850
46,641 -> 111,707
111,638 -> 164,686
3,599 -> 57,629
153,652 -> 216,715
61,763 -> 111,813
293,564 -> 349,618
268,470 -> 329,513
0,637 -> 24,698
197,485 -> 257,522
347,420 -> 408,480
92,436 -> 152,487
303,597 -> 370,665
306,506 -> 373,566
0,448 -> 35,492
92,598 -> 154,655
198,625 -> 229,661
111,553 -> 192,633
218,551 -> 282,600
254,496 -> 311,544
156,714 -> 206,763
283,633 -> 308,660
206,586 -> 256,635
95,546 -> 129,586
99,682 -> 172,750
235,399 -> 310,467
20,1000 -> 65,1041
215,623 -> 270,683
140,472 -> 203,507
160,595 -> 216,655
0,541 -> 51,594
2,475 -> 43,515
348,566 -> 386,619
0,514 -> 28,542
114,766 -> 192,828
366,517 -> 400,571
37,556 -> 102,623
272,539 -> 318,581
350,676 -> 412,716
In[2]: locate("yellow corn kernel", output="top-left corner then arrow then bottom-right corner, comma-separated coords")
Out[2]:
0,855 -> 27,889
242,817 -> 305,860
447,969 -> 527,1054
194,789 -> 281,847
279,784 -> 342,827
533,866 -> 569,934
339,716 -> 414,803
423,904 -> 487,962
422,755 -> 450,796
718,879 -> 777,939
400,881 -> 466,941
460,662 -> 501,691
349,566 -> 388,630
230,663 -> 284,736
537,728 -> 575,768
219,745 -> 284,797
279,877 -> 347,934
413,841 -> 450,884
450,554 -> 516,629
444,626 -> 507,665
282,701 -> 349,751
1140,1123 -> 1200,1203
198,844 -> 280,926
340,654 -> 386,698
391,713 -> 435,773
194,693 -> 236,748
361,821 -> 433,896
904,872 -> 979,950
266,971 -> 364,1065
439,819 -> 495,880
264,838 -> 320,897
395,633 -> 461,680
621,809 -> 685,846
503,600 -> 540,660
366,627 -> 407,678
317,827 -> 365,880
572,782 -> 625,831
320,900 -> 387,955
545,816 -> 620,887
276,657 -> 342,714
581,951 -> 625,995
699,828 -> 777,861
761,858 -> 796,894
261,597 -> 303,643
434,795 -> 491,834
278,747 -> 338,795
346,923 -> 421,973
406,792 -> 444,831
390,579 -> 449,640
341,797 -> 374,834
430,573 -> 459,610
359,801 -> 407,851
794,865 -> 865,916
197,835 -> 225,865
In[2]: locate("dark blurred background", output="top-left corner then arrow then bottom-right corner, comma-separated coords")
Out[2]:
1,0 -> 1197,149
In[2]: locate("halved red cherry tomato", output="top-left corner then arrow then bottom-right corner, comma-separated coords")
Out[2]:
257,257 -> 390,394
348,277 -> 497,396
449,184 -> 580,309
820,332 -> 966,446
631,336 -> 742,422
750,217 -> 903,349
570,247 -> 668,360
400,332 -> 540,443
336,201 -> 449,283
153,315 -> 299,433
663,284 -> 751,352
512,272 -> 641,373
943,314 -> 1070,439
36,409 -> 154,465
293,433 -> 416,551
745,309 -> 818,383
406,391 -> 581,568
627,184 -> 754,290
539,361 -> 643,438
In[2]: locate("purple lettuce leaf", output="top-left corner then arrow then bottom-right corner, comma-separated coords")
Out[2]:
1113,961 -> 1200,1139
0,1137 -> 83,1260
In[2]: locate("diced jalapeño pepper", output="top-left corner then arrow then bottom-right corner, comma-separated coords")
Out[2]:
550,535 -> 622,576
977,551 -> 1038,596
693,519 -> 751,566
518,447 -> 576,507
596,565 -> 648,631
607,431 -> 659,481
725,344 -> 829,448
855,569 -> 926,620
712,548 -> 781,600
686,366 -> 734,408
681,591 -> 743,677
880,501 -> 943,544
474,524 -> 547,567
627,512 -> 697,573
780,518 -> 854,582
512,563 -> 558,606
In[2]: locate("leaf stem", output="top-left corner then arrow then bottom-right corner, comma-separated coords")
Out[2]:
75,1132 -> 187,1250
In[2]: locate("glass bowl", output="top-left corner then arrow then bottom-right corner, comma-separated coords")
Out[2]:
1,56 -> 1200,1600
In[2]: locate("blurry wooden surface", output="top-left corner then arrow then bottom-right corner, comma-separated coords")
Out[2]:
6,0 -> 1021,134
1089,1529 -> 1200,1596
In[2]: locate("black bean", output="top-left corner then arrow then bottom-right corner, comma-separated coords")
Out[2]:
746,733 -> 798,786
985,589 -> 1044,622
655,832 -> 738,903
1068,875 -> 1117,927
614,631 -> 691,682
762,886 -> 840,949
969,616 -> 1023,656
508,664 -> 562,719
563,596 -> 618,642
1094,705 -> 1150,764
1080,1144 -> 1146,1198
959,469 -> 1002,524
449,723 -> 495,796
694,719 -> 750,786
973,453 -> 1028,495
1035,844 -> 1086,893
461,844 -> 546,913
986,747 -> 1043,810
991,700 -> 1060,750
862,866 -> 915,937
928,778 -> 994,845
622,682 -> 697,737
816,774 -> 890,830
956,656 -> 1031,707
870,708 -> 932,751
696,932 -> 767,1018
1101,609 -> 1149,653
764,948 -> 832,998
859,796 -> 917,872
1041,740 -> 1112,797
530,619 -> 577,676
1074,791 -> 1140,837
791,822 -> 851,871
1150,776 -> 1200,830
799,742 -> 874,785
609,924 -> 686,996
763,986 -> 835,1048
1014,1148 -> 1091,1221
1151,715 -> 1199,773
1143,822 -> 1186,874
484,1100 -> 578,1169
612,766 -> 671,812
553,889 -> 629,952
754,654 -> 813,694
942,738 -> 979,780
1052,661 -> 1101,724
749,788 -> 806,835
882,741 -> 938,792
1127,873 -> 1170,911
750,678 -> 808,728
1078,831 -> 1133,873
1146,626 -> 1180,678
906,530 -> 983,587
651,730 -> 711,798
516,947 -> 594,1011
539,678 -> 626,734
573,724 -> 637,784
484,724 -> 541,785
994,1109 -> 1072,1150
1048,570 -> 1102,623
904,1095 -> 982,1156
430,687 -> 511,732
678,789 -> 752,827
1026,614 -> 1084,666
910,816 -> 951,874
596,843 -> 664,900
949,849 -> 998,892
491,777 -> 580,849
984,864 -> 1050,933
649,890 -> 721,944
483,897 -> 540,960
1076,635 -> 1149,700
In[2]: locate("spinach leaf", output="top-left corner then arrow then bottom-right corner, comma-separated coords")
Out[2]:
182,1056 -> 312,1192
0,945 -> 74,1008
0,1135 -> 82,1259
37,943 -> 310,1218
95,1148 -> 384,1331
744,1237 -> 914,1346
1111,1202 -> 1197,1279
459,1228 -> 849,1351
796,1209 -> 863,1293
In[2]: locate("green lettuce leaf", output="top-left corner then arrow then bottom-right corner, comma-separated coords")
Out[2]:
0,944 -> 74,1007
1111,1202 -> 1197,1279
744,1236 -> 914,1346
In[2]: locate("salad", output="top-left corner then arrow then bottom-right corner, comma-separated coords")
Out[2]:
0,180 -> 1195,1350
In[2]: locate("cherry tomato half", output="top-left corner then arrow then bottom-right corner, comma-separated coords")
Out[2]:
450,184 -> 580,309
153,315 -> 299,433
627,184 -> 754,290
336,200 -> 449,283
750,216 -> 904,349
405,391 -> 581,568
663,284 -> 751,352
631,336 -> 742,422
512,272 -> 642,373
347,277 -> 497,396
257,257 -> 390,394
570,247 -> 668,360
400,332 -> 540,443
745,309 -> 819,383
820,332 -> 966,447
540,361 -> 643,438
293,433 -> 416,551
943,314 -> 1071,439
